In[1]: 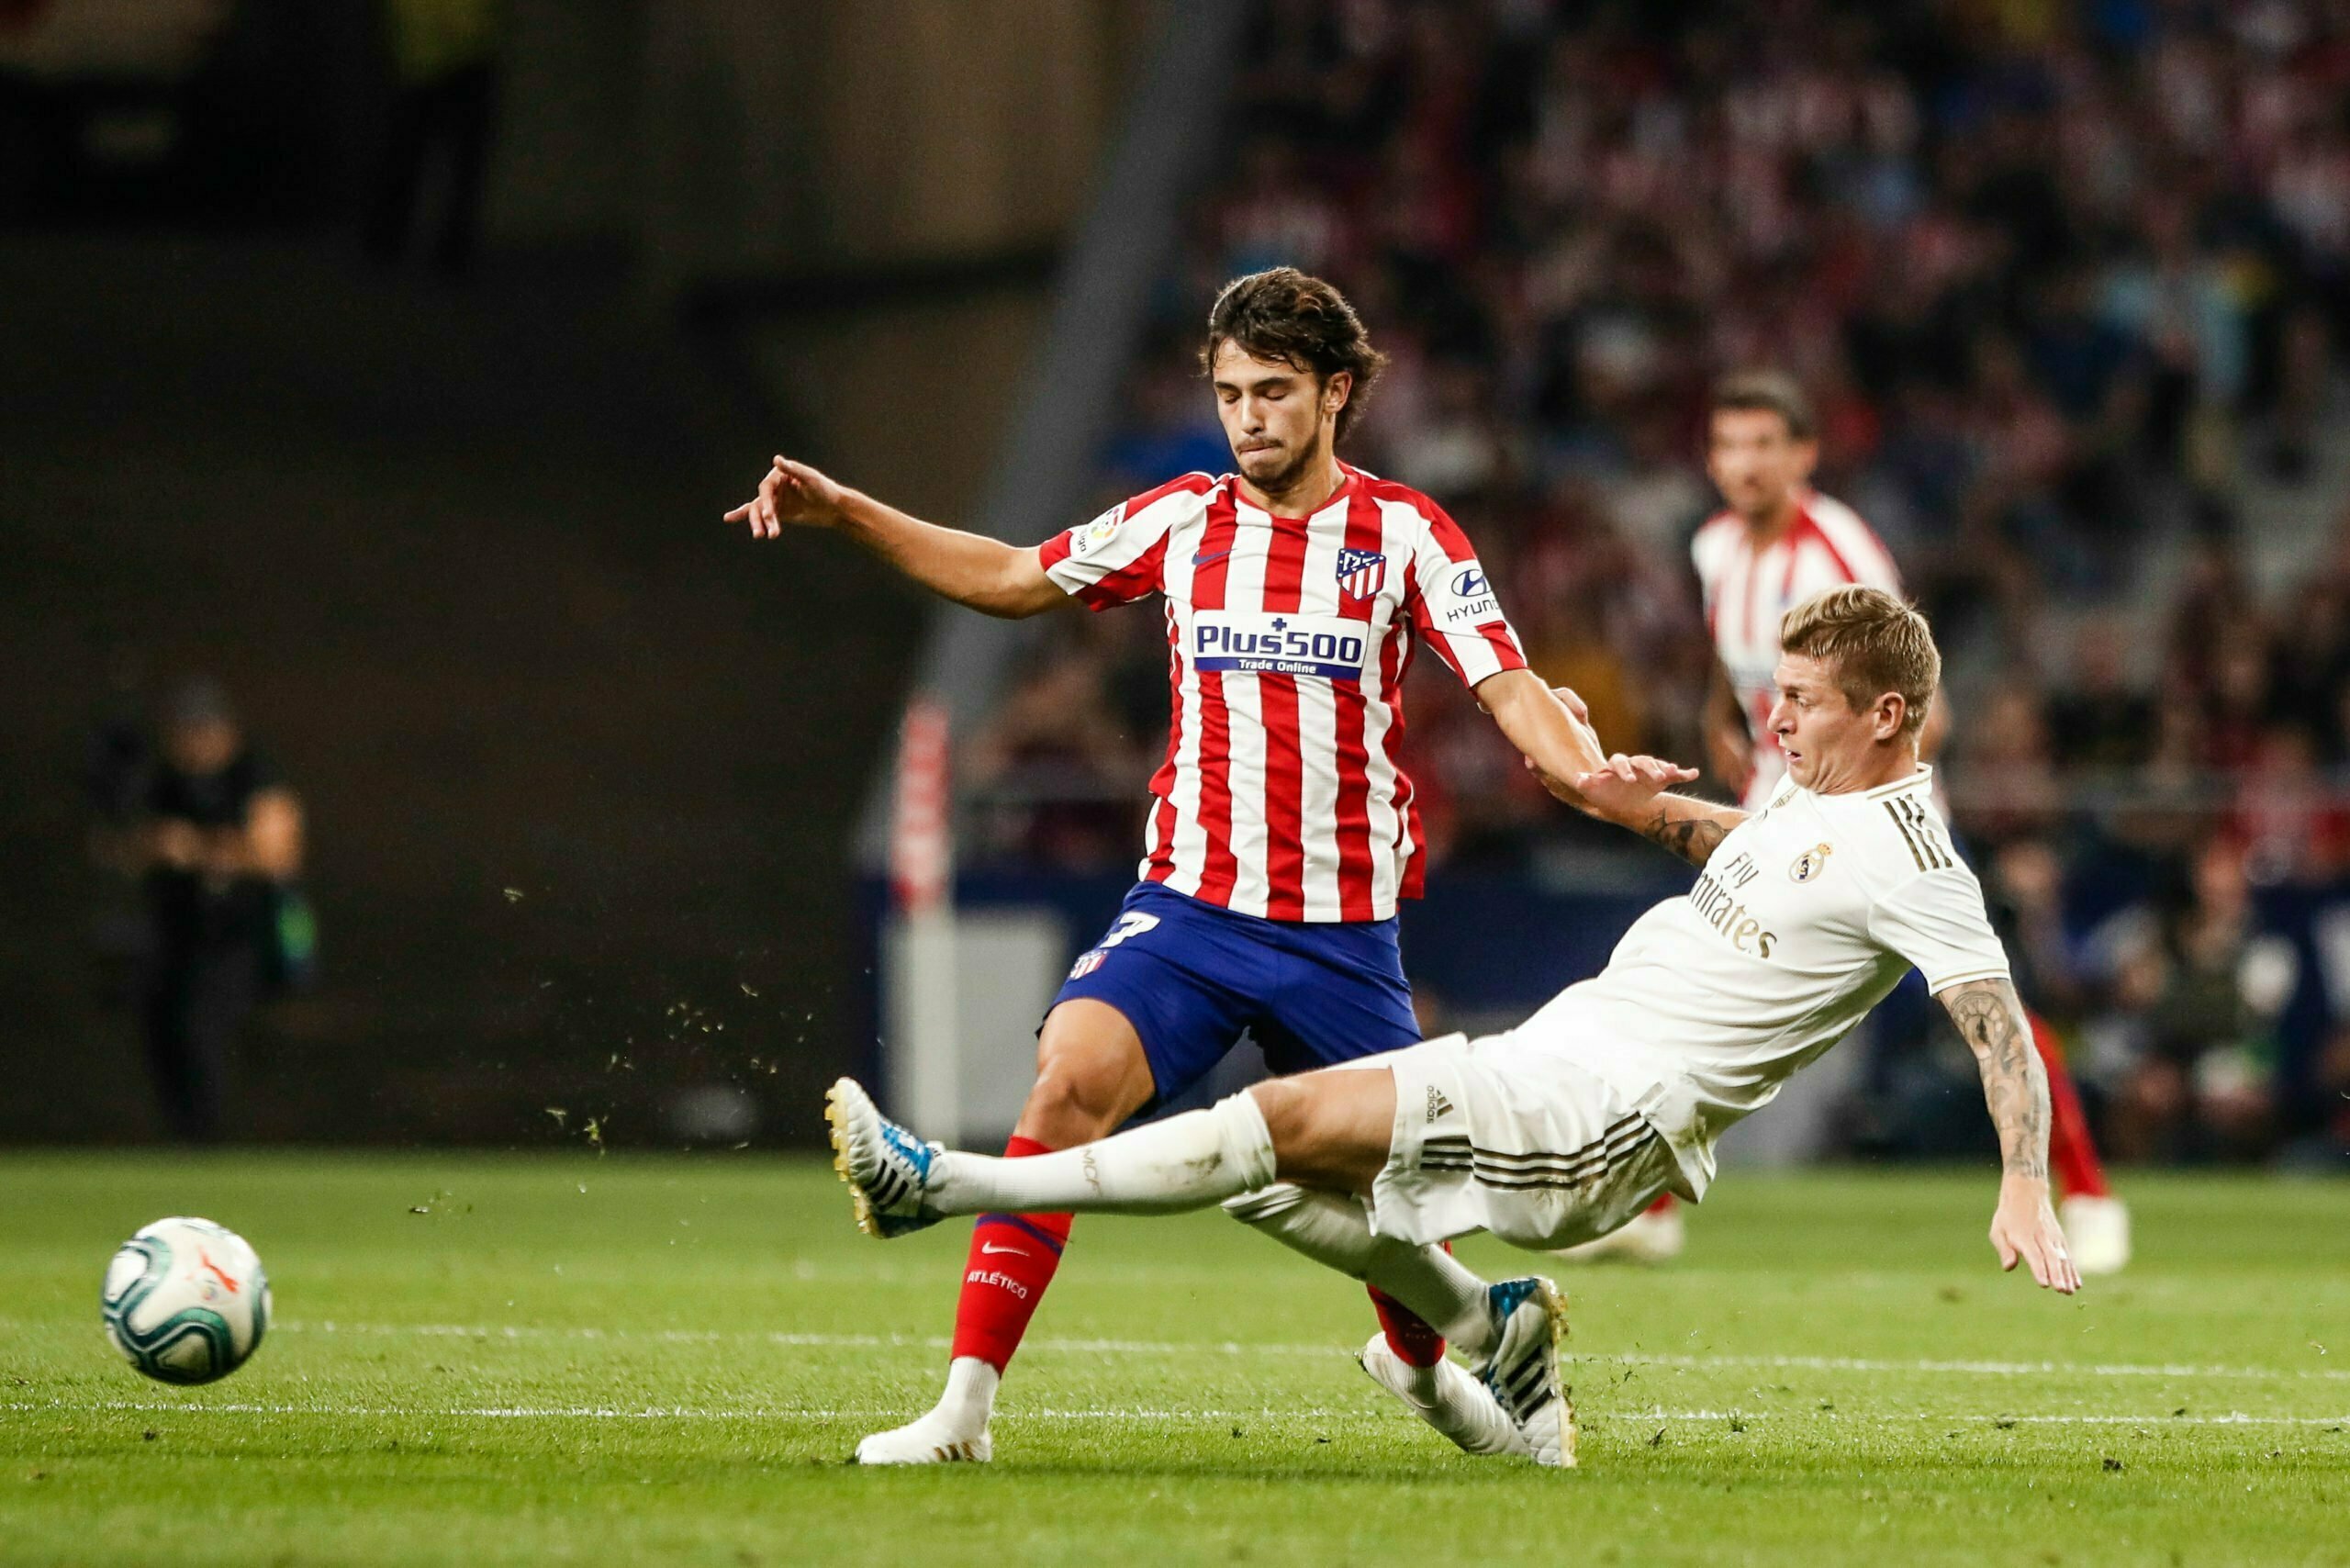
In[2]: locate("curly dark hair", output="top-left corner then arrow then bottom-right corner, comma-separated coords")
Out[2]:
1201,267 -> 1388,443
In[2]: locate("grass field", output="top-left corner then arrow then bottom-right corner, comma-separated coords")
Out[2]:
3,1153 -> 2346,1567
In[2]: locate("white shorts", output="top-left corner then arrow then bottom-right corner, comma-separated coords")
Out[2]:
1358,1031 -> 1682,1250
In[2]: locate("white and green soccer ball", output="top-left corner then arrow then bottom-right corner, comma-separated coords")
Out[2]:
101,1217 -> 271,1385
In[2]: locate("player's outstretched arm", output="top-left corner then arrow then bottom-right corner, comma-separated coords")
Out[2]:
1938,977 -> 2081,1295
1475,669 -> 1612,807
1569,754 -> 1742,868
724,455 -> 1067,619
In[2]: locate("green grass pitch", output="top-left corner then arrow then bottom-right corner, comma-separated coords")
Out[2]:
3,1153 -> 2346,1566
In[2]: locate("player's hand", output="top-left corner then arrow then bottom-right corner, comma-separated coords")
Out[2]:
1988,1174 -> 2080,1294
724,456 -> 847,538
1572,753 -> 1700,820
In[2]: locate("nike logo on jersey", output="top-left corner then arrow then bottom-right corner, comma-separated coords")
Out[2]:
1192,549 -> 1232,566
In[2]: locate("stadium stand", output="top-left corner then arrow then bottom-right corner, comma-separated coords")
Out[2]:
957,0 -> 2350,1164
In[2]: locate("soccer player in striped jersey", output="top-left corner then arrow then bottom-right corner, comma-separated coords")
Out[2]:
730,267 -> 1618,1462
826,587 -> 2083,1470
1567,371 -> 2128,1271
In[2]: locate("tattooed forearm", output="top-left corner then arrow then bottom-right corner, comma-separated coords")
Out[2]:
1638,797 -> 1740,868
1941,978 -> 2050,1181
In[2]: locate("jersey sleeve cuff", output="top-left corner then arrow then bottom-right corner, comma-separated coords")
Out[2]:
1926,966 -> 2011,993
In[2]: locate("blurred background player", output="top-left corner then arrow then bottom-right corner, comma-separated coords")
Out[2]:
1567,371 -> 2130,1271
126,680 -> 305,1142
730,267 -> 1617,1463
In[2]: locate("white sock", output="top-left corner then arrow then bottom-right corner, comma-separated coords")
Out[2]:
932,1092 -> 1276,1215
1223,1183 -> 1497,1358
935,1356 -> 999,1427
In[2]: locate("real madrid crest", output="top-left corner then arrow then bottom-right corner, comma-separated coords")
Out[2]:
1789,842 -> 1833,883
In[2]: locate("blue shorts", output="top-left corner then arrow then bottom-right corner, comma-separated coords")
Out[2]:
1050,881 -> 1422,1113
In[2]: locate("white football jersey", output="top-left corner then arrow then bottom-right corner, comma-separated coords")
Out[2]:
1517,766 -> 2008,1196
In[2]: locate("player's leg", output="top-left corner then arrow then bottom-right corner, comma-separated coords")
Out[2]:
1236,924 -> 1461,1377
1225,1182 -> 1528,1456
854,886 -> 1248,1464
2031,1009 -> 2130,1273
854,999 -> 1154,1465
827,1062 -> 1378,1224
853,996 -> 1158,1463
828,1037 -> 1580,1464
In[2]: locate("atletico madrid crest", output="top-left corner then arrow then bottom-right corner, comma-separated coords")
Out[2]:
1336,548 -> 1386,600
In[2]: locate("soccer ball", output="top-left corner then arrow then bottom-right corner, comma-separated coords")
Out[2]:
101,1217 -> 271,1385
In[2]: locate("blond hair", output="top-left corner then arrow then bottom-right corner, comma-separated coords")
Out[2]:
1779,586 -> 1941,736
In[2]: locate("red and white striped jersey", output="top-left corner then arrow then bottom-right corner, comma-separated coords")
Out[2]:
1692,490 -> 1902,809
1038,465 -> 1526,923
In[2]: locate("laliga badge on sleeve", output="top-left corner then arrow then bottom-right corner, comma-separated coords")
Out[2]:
1069,504 -> 1125,558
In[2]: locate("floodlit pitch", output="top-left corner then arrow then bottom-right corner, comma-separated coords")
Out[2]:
4,1154 -> 2346,1567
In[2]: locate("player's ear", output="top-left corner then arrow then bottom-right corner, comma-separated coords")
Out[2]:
1874,692 -> 1906,740
1322,370 -> 1351,418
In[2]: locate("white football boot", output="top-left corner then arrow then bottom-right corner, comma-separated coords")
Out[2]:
824,1078 -> 946,1239
1471,1276 -> 1574,1467
2059,1193 -> 2131,1276
854,1358 -> 998,1465
1357,1334 -> 1532,1458
1553,1200 -> 1684,1265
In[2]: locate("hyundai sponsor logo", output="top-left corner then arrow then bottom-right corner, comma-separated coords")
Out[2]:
1438,559 -> 1500,625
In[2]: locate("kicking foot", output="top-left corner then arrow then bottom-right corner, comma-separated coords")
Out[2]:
2059,1193 -> 2130,1276
825,1077 -> 946,1238
1553,1202 -> 1684,1265
1358,1334 -> 1531,1458
854,1406 -> 991,1465
1472,1276 -> 1574,1467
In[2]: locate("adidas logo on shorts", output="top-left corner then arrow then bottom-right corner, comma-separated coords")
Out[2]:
1426,1087 -> 1454,1123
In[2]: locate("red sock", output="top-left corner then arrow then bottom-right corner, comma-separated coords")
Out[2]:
947,1137 -> 1073,1372
1643,1192 -> 1677,1215
1369,1285 -> 1446,1367
2028,1010 -> 2111,1200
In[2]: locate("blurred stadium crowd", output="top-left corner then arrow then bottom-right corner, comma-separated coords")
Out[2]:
961,0 -> 2350,1165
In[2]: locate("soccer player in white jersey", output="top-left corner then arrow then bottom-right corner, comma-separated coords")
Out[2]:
1574,371 -> 2128,1271
826,586 -> 2080,1468
730,268 -> 1617,1462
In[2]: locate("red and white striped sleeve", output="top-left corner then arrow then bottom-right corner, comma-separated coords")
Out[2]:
1404,499 -> 1527,688
1036,473 -> 1211,610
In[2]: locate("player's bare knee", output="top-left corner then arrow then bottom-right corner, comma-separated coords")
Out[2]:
1018,1066 -> 1121,1145
1247,1081 -> 1339,1182
1245,1079 -> 1310,1148
1023,1024 -> 1152,1144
